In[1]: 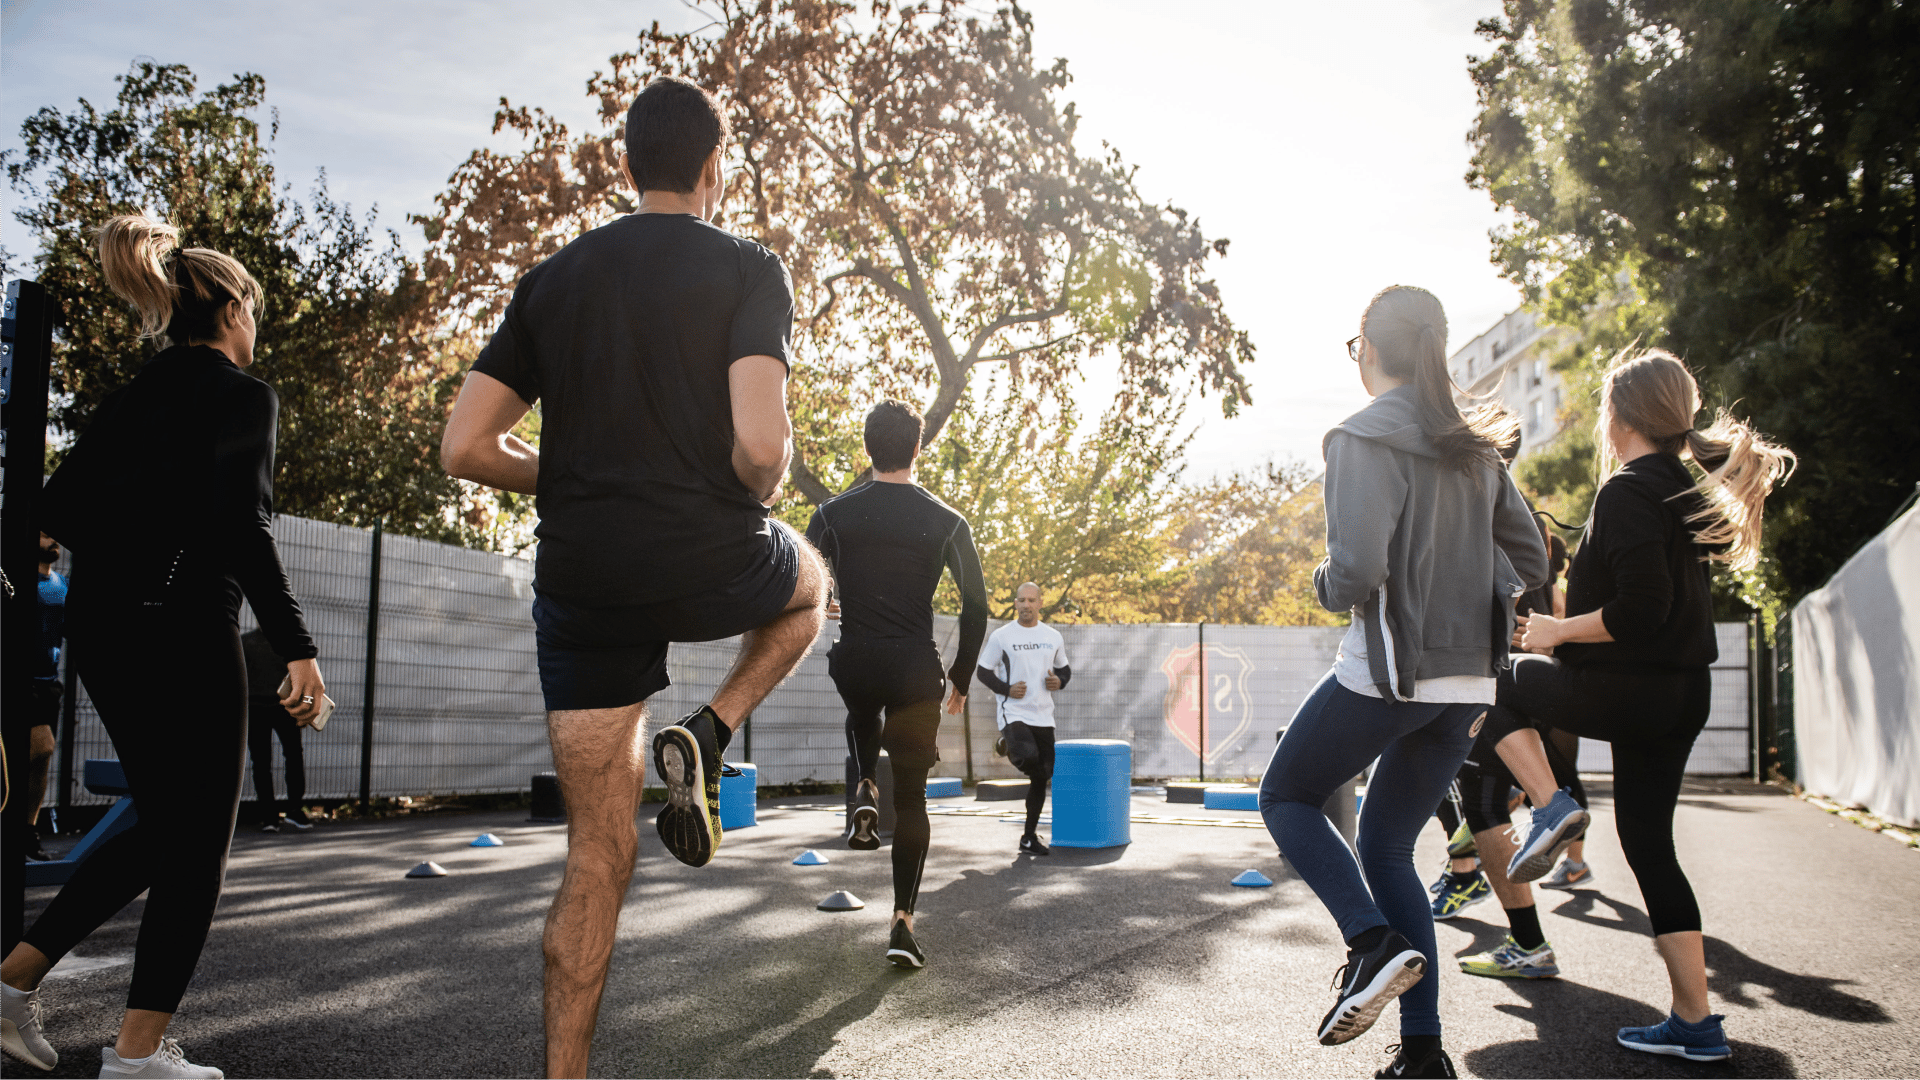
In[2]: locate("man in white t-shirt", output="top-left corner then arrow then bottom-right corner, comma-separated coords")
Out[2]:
975,582 -> 1071,854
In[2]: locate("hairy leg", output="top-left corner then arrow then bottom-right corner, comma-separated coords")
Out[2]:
1472,826 -> 1531,909
710,542 -> 827,728
543,703 -> 648,1079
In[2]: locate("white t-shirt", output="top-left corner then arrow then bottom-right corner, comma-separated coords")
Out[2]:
981,621 -> 1070,729
1333,611 -> 1495,705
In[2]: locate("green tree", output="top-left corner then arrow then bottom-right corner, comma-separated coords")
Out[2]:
417,0 -> 1253,506
1468,0 -> 1919,601
3,62 -> 476,543
1160,461 -> 1341,627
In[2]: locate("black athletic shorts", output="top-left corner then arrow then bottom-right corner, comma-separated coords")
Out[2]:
532,519 -> 802,711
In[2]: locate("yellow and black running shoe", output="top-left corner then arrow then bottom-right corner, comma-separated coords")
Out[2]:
654,706 -> 724,867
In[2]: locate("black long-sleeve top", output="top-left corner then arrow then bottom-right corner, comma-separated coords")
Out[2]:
1558,452 -> 1721,669
41,345 -> 317,660
974,660 -> 1071,695
805,480 -> 988,692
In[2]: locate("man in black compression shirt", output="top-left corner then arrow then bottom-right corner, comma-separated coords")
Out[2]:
442,78 -> 827,1077
805,400 -> 988,970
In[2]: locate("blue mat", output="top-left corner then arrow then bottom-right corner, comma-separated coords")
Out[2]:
1203,786 -> 1259,811
926,776 -> 963,798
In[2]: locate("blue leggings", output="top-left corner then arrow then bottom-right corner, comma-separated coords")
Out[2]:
1259,671 -> 1484,1038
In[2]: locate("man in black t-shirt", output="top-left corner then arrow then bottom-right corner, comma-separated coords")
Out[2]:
805,401 -> 988,970
442,76 -> 827,1078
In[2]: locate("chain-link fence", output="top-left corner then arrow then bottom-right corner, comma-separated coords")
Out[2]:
44,514 -> 1754,811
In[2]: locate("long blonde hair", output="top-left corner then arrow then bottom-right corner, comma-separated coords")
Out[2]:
1361,285 -> 1518,473
96,214 -> 261,346
1598,349 -> 1795,570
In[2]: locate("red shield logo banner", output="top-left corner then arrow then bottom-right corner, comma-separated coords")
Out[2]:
1160,643 -> 1255,764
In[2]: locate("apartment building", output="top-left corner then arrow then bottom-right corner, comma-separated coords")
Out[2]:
1448,306 -> 1571,459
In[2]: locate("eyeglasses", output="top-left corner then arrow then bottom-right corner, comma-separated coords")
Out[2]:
1346,336 -> 1363,362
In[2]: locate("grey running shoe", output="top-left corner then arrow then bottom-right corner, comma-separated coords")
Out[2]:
886,920 -> 925,969
98,1038 -> 223,1078
1459,936 -> 1560,979
1538,858 -> 1596,890
1506,789 -> 1590,884
848,779 -> 881,850
1318,931 -> 1426,1046
2,982 -> 56,1071
653,707 -> 723,867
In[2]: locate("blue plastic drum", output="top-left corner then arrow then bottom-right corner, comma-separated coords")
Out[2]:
720,762 -> 757,831
1049,740 -> 1131,848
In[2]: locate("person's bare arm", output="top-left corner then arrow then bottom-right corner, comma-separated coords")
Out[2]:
730,355 -> 792,504
1520,610 -> 1614,651
442,371 -> 538,495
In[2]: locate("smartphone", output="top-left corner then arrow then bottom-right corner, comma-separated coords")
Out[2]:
276,675 -> 337,732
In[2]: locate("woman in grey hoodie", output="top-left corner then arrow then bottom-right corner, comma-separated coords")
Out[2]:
1257,286 -> 1549,1079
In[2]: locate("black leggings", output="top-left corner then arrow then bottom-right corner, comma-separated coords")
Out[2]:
830,640 -> 944,915
1006,724 -> 1056,836
248,696 -> 305,816
1484,655 -> 1711,935
23,611 -> 248,1013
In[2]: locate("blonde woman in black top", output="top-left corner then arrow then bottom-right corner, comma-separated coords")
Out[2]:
1486,350 -> 1793,1063
0,216 -> 325,1080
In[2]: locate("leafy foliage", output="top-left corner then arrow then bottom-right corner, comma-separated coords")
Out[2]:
1469,0 -> 1919,600
3,63 -> 479,544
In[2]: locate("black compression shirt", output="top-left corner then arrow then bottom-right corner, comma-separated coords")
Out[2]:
805,481 -> 989,691
41,345 -> 316,660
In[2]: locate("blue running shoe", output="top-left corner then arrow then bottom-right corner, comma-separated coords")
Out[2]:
1506,789 -> 1590,884
1617,1013 -> 1731,1062
1431,873 -> 1492,920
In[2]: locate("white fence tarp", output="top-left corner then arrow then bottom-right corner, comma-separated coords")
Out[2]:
51,514 -> 1754,807
1791,500 -> 1920,828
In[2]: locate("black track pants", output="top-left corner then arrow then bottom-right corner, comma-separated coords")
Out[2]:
247,695 -> 305,816
1009,724 -> 1056,836
1484,654 -> 1711,935
830,639 -> 944,915
22,610 -> 248,1013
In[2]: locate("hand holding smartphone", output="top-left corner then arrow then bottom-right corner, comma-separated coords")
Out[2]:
277,674 -> 336,731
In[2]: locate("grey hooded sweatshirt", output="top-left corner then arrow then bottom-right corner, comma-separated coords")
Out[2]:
1314,385 -> 1550,701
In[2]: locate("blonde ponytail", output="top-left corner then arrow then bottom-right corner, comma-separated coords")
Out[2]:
1598,349 -> 1795,571
94,214 -> 262,346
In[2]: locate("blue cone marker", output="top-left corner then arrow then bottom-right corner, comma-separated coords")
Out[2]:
470,833 -> 504,847
1231,869 -> 1274,888
793,849 -> 829,865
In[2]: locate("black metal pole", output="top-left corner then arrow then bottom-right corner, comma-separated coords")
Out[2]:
4,279 -> 52,945
740,711 -> 752,763
1197,620 -> 1207,782
1749,613 -> 1762,782
359,519 -> 382,811
57,574 -> 78,819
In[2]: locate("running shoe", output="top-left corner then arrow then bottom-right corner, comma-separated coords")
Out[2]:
1317,931 -> 1426,1046
1445,820 -> 1477,859
1538,858 -> 1596,891
1617,1013 -> 1731,1062
1430,873 -> 1492,920
98,1038 -> 223,1078
1,982 -> 56,1071
1375,1043 -> 1457,1078
258,820 -> 279,834
847,778 -> 881,850
1019,834 -> 1051,856
282,809 -> 314,831
1505,789 -> 1590,884
1458,936 -> 1560,979
886,920 -> 926,969
653,706 -> 724,867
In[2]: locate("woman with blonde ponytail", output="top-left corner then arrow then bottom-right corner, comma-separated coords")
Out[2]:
1256,286 -> 1548,1078
0,215 -> 326,1079
1484,349 -> 1793,1064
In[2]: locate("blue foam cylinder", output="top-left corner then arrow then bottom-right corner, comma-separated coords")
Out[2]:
1203,785 -> 1260,811
925,776 -> 963,799
1049,740 -> 1131,848
720,762 -> 757,830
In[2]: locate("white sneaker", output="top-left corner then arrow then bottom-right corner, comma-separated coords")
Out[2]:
99,1038 -> 223,1078
1,981 -> 57,1070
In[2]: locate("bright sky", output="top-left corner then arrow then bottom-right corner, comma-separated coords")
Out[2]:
0,0 -> 1519,477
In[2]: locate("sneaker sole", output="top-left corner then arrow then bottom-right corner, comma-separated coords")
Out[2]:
1433,890 -> 1492,919
1616,1036 -> 1730,1062
1,1020 -> 55,1072
1460,961 -> 1560,979
849,806 -> 881,850
886,948 -> 925,969
653,727 -> 716,868
1318,949 -> 1426,1046
1509,808 -> 1591,883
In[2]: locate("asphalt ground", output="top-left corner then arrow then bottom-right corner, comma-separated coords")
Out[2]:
8,778 -> 1915,1079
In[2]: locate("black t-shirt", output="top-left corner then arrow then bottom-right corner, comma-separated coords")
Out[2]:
1559,453 -> 1722,669
805,481 -> 989,692
473,213 -> 794,605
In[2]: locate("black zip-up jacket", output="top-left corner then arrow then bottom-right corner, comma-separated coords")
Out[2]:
41,345 -> 317,660
1558,452 -> 1722,669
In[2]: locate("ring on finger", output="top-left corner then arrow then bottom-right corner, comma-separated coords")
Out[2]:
300,695 -> 315,705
